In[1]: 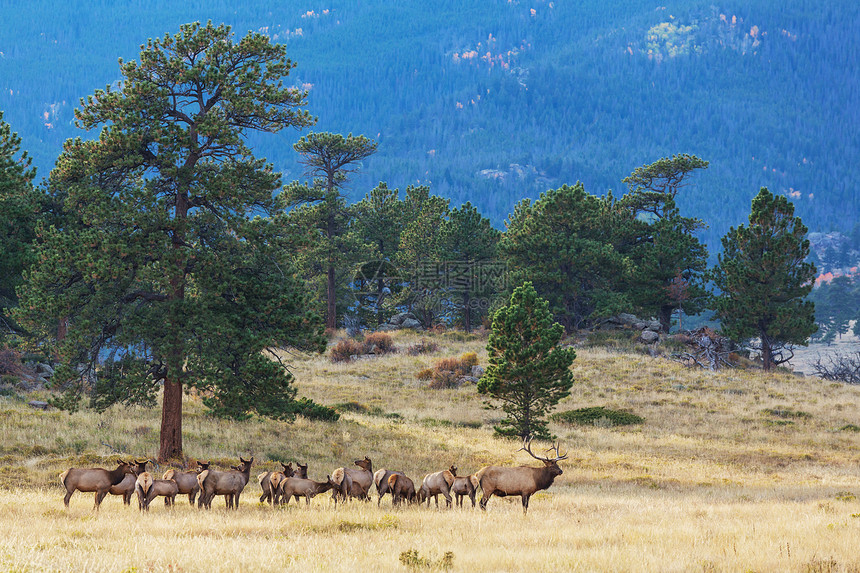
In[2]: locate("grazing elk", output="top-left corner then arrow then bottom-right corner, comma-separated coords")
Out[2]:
388,473 -> 417,506
451,473 -> 480,508
135,472 -> 179,511
108,459 -> 150,506
258,462 -> 294,505
330,456 -> 373,503
162,466 -> 202,506
373,468 -> 405,506
60,459 -> 136,511
197,457 -> 254,510
476,437 -> 567,513
418,466 -> 455,508
278,475 -> 337,506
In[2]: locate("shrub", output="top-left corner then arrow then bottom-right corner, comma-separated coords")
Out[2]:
330,339 -> 366,362
551,406 -> 644,427
416,368 -> 434,380
427,370 -> 461,389
762,407 -> 812,419
406,338 -> 439,356
0,348 -> 23,376
364,332 -> 396,354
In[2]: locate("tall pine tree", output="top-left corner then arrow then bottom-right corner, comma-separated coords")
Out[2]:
17,22 -> 332,461
711,188 -> 817,370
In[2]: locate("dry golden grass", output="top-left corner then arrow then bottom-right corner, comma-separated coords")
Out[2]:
3,329 -> 860,571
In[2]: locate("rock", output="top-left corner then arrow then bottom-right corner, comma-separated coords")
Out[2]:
616,313 -> 638,326
459,376 -> 480,384
28,400 -> 49,410
639,330 -> 659,344
471,365 -> 485,378
400,318 -> 423,330
389,312 -> 415,326
632,321 -> 647,331
645,320 -> 663,332
376,323 -> 397,332
35,363 -> 54,376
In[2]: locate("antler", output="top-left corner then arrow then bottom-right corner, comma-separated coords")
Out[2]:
518,435 -> 568,462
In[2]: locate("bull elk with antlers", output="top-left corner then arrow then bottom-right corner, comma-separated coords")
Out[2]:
476,437 -> 567,513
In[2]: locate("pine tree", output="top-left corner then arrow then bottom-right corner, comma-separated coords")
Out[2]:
711,188 -> 817,370
620,154 -> 710,332
16,22 -> 333,461
437,202 -> 500,331
286,132 -> 377,330
478,282 -> 575,440
0,111 -> 38,339
500,183 -> 631,332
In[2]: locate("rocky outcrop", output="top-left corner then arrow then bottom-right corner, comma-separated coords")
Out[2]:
377,312 -> 424,332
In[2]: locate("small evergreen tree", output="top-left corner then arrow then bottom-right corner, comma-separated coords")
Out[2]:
711,188 -> 817,370
478,282 -> 575,440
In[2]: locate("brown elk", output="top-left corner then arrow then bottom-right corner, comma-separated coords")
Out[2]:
162,466 -> 201,506
60,459 -> 136,510
388,473 -> 417,506
418,466 -> 455,508
330,456 -> 373,503
373,468 -> 405,506
476,437 -> 567,513
197,457 -> 254,510
258,462 -> 293,505
277,475 -> 337,506
108,459 -> 150,506
135,472 -> 179,511
451,474 -> 480,508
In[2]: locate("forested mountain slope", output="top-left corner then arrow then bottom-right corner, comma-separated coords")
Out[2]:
1,0 -> 857,248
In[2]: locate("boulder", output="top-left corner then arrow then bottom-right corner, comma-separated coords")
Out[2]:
459,376 -> 480,385
389,312 -> 416,326
639,330 -> 659,344
471,365 -> 485,378
28,400 -> 49,410
400,318 -> 423,330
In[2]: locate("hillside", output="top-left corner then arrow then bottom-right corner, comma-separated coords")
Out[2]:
1,1 -> 858,251
2,330 -> 860,570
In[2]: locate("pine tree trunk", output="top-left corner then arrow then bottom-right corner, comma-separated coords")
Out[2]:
463,292 -> 471,333
159,375 -> 183,461
658,305 -> 673,334
327,265 -> 337,330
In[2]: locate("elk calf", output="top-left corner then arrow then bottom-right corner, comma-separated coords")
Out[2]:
162,467 -> 201,506
388,473 -> 417,506
373,468 -> 404,506
60,460 -> 135,511
258,462 -> 293,505
418,467 -> 455,508
108,459 -> 150,506
135,472 -> 179,511
198,457 -> 254,510
278,476 -> 336,506
451,474 -> 480,508
477,437 -> 567,513
330,456 -> 373,503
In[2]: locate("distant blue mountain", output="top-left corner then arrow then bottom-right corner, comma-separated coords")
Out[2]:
1,0 -> 857,250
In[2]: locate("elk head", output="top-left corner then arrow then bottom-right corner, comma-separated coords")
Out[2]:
449,465 -> 458,476
354,456 -> 372,471
196,461 -> 210,474
281,462 -> 295,477
519,436 -> 568,476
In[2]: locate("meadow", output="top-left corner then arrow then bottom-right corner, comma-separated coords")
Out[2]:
2,329 -> 860,572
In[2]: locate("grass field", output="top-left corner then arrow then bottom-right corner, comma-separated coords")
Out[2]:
2,329 -> 860,572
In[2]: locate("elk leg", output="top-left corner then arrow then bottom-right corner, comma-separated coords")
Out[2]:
479,490 -> 493,511
521,494 -> 530,514
94,489 -> 109,511
443,490 -> 452,508
234,492 -> 241,509
63,490 -> 74,508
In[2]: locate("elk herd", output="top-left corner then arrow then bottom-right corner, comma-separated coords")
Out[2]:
59,437 -> 568,514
